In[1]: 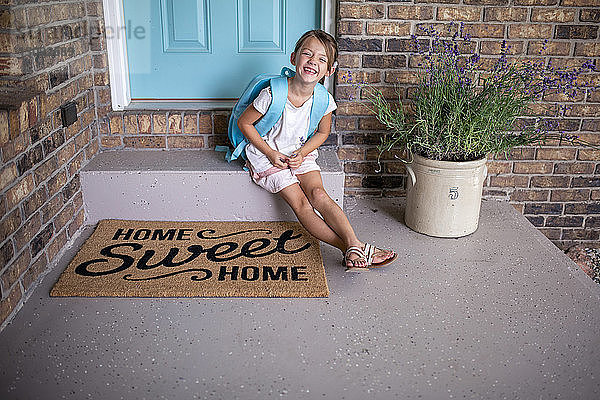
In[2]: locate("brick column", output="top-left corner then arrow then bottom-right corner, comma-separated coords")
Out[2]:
0,0 -> 108,328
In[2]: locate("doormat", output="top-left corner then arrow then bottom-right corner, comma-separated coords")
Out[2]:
50,220 -> 328,298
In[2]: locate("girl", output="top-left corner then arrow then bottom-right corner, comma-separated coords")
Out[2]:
237,30 -> 396,271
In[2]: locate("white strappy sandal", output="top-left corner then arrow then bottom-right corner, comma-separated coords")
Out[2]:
343,246 -> 370,272
363,243 -> 397,268
344,244 -> 397,272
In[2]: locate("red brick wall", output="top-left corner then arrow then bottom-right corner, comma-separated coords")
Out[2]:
100,110 -> 231,151
0,0 -> 106,327
335,0 -> 599,250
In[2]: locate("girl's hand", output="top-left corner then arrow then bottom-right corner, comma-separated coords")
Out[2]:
287,151 -> 304,169
267,150 -> 289,169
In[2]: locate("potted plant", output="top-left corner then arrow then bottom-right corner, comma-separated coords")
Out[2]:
342,24 -> 597,238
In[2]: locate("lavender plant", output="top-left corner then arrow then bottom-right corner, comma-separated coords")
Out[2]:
345,24 -> 598,162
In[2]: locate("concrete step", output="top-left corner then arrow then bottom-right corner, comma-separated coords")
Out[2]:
81,149 -> 344,224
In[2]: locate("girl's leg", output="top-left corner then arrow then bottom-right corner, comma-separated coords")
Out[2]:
297,171 -> 394,265
296,171 -> 361,246
278,182 -> 345,251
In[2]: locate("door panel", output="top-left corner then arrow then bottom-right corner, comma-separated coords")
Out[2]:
238,0 -> 284,52
124,0 -> 320,100
161,0 -> 211,52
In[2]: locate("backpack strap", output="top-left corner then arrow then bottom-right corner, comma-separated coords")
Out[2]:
307,83 -> 329,139
228,136 -> 247,162
254,76 -> 288,136
227,70 -> 290,162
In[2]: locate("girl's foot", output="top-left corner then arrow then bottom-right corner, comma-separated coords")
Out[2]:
364,243 -> 397,267
343,243 -> 396,270
343,246 -> 369,270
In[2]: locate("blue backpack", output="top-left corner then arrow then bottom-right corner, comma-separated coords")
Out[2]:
225,66 -> 329,162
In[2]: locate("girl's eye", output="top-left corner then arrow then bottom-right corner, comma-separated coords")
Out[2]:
320,58 -> 327,63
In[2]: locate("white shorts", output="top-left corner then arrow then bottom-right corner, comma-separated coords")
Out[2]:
248,154 -> 321,194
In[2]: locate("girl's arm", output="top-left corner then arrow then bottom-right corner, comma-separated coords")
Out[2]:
237,104 -> 289,169
287,112 -> 333,169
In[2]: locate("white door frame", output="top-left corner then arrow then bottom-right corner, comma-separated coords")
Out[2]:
102,0 -> 337,111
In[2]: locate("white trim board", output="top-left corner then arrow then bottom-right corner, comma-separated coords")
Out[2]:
102,0 -> 336,111
102,0 -> 131,111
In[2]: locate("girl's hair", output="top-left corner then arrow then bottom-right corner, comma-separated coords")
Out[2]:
293,30 -> 338,72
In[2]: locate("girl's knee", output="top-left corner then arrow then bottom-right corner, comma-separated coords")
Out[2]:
283,190 -> 313,213
309,186 -> 332,209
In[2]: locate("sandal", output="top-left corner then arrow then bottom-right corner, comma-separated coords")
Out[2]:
343,246 -> 370,272
363,243 -> 397,268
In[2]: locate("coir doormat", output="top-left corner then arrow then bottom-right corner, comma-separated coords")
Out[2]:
50,220 -> 328,298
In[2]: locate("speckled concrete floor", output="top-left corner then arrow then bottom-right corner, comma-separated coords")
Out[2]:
1,198 -> 599,400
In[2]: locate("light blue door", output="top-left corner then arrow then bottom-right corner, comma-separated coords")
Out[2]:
123,0 -> 321,100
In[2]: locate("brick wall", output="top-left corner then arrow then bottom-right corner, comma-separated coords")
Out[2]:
0,0 -> 107,327
99,110 -> 231,151
335,0 -> 599,250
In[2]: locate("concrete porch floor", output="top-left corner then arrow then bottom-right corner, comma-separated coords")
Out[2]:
1,198 -> 599,399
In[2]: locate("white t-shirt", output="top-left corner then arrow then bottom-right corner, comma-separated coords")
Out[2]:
245,86 -> 337,173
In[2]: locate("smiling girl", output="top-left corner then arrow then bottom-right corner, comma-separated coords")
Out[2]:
237,30 -> 396,271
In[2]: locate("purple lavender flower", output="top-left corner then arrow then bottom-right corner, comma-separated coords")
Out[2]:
347,23 -> 600,162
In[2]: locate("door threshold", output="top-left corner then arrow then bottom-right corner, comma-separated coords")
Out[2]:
125,100 -> 235,111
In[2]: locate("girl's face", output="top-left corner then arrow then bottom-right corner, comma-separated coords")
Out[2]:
291,36 -> 335,84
